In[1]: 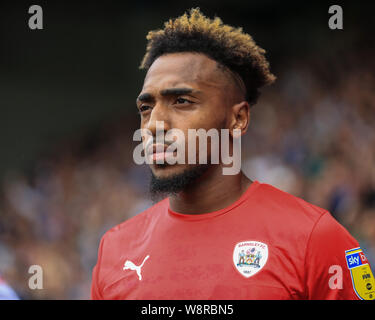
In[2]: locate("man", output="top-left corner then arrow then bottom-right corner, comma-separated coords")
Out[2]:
91,8 -> 375,300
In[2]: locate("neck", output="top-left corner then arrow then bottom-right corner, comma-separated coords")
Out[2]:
168,165 -> 252,214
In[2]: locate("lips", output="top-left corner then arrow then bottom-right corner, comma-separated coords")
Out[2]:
146,143 -> 175,162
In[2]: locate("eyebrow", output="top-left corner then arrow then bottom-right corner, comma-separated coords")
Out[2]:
160,87 -> 198,96
137,92 -> 153,102
137,87 -> 201,102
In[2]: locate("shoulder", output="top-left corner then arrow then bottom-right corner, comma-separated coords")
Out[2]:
253,181 -> 328,225
100,198 -> 169,245
303,205 -> 361,300
256,182 -> 356,242
249,182 -> 357,260
253,180 -> 358,247
307,209 -> 358,253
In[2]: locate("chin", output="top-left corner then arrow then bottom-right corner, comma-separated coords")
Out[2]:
150,164 -> 189,179
149,163 -> 210,202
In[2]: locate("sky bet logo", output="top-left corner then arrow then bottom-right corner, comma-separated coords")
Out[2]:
345,249 -> 368,269
344,247 -> 375,300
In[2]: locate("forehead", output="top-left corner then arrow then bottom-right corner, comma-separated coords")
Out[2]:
142,52 -> 226,91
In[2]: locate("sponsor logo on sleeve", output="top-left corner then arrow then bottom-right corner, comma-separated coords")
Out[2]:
345,247 -> 375,300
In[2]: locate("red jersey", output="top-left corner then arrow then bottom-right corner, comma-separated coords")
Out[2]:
91,181 -> 375,300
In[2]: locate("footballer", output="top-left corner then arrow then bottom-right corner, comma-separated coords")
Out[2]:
91,8 -> 375,300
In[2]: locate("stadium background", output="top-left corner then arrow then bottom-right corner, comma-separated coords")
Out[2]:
0,1 -> 374,299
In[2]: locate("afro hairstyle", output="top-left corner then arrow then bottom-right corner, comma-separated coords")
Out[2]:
140,8 -> 276,106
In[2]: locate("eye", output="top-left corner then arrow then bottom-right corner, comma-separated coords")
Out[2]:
139,105 -> 152,113
175,97 -> 193,105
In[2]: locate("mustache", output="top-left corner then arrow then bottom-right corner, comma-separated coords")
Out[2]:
144,137 -> 179,156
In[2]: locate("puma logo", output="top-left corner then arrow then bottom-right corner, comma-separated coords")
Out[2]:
123,255 -> 150,281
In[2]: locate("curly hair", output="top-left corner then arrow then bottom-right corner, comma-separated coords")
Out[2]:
140,8 -> 276,106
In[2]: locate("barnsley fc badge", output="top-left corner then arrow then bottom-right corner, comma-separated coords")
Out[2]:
233,241 -> 268,278
345,247 -> 375,300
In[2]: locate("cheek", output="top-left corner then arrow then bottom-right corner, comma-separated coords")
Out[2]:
179,103 -> 227,131
203,99 -> 228,129
180,117 -> 226,161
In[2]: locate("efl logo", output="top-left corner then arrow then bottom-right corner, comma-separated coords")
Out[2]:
345,247 -> 375,300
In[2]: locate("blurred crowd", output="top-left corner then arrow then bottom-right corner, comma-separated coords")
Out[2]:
0,53 -> 374,299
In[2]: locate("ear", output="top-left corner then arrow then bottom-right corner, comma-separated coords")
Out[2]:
229,101 -> 250,138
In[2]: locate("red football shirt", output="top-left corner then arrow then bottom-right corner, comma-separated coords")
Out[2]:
91,181 -> 375,300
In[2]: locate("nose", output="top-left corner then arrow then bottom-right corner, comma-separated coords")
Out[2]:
145,103 -> 171,137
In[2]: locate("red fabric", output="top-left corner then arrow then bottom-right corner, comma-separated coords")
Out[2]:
91,181 -> 364,300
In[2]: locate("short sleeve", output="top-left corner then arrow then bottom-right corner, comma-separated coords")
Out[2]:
91,236 -> 105,300
304,211 -> 375,300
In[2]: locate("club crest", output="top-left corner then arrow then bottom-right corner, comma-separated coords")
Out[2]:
233,241 -> 268,278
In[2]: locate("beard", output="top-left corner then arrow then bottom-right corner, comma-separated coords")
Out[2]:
149,164 -> 210,203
